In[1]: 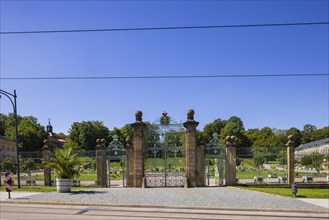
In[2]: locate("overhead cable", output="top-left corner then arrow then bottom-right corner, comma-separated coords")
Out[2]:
1,22 -> 328,35
1,73 -> 328,81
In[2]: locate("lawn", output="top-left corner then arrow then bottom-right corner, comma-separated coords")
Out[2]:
234,186 -> 329,199
0,185 -> 100,192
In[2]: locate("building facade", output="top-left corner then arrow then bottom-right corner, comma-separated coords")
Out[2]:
0,136 -> 17,163
295,138 -> 329,161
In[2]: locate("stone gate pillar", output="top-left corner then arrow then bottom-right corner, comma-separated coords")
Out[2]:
196,143 -> 205,186
225,135 -> 237,186
286,135 -> 295,184
42,140 -> 51,186
96,138 -> 107,187
130,111 -> 146,187
183,109 -> 204,187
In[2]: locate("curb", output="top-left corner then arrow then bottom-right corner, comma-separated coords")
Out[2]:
1,199 -> 328,214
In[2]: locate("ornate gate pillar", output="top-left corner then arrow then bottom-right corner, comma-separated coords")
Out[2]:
183,109 -> 204,187
130,111 -> 146,187
42,140 -> 51,186
286,135 -> 295,184
96,139 -> 107,187
225,136 -> 237,186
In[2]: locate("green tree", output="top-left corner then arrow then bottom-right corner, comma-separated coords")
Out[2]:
63,138 -> 81,151
276,149 -> 287,165
119,124 -> 133,144
68,121 -> 109,150
300,152 -> 324,172
2,159 -> 14,172
228,116 -> 244,130
1,114 -> 48,151
220,120 -> 250,148
310,126 -> 329,141
23,158 -> 36,176
302,124 -> 317,144
247,127 -> 286,163
0,114 -> 6,135
56,132 -> 67,140
203,118 -> 227,143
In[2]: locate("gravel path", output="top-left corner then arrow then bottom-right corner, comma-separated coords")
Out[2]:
4,187 -> 328,211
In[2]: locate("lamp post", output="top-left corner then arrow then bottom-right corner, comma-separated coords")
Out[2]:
0,89 -> 20,188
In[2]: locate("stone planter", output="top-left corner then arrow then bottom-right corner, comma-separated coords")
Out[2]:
56,178 -> 71,193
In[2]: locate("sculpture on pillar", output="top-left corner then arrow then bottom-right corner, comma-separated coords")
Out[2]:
135,110 -> 143,122
226,136 -> 236,146
187,109 -> 195,121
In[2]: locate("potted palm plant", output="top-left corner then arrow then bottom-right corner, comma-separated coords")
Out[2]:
46,145 -> 84,193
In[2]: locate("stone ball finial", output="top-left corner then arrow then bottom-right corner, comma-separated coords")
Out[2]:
96,139 -> 101,145
135,110 -> 143,122
101,138 -> 106,145
187,109 -> 195,120
286,134 -> 294,147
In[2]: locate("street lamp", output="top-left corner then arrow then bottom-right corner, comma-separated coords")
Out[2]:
0,89 -> 20,188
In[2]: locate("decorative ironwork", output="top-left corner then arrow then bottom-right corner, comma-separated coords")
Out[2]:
107,135 -> 126,187
144,112 -> 185,187
205,133 -> 226,186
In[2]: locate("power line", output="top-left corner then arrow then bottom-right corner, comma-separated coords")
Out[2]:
1,73 -> 328,80
0,22 -> 328,35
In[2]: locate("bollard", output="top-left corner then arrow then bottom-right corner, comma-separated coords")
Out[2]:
291,183 -> 298,198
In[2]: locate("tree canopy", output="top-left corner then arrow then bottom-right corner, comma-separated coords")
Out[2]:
1,113 -> 328,153
0,114 -> 48,151
68,121 -> 109,150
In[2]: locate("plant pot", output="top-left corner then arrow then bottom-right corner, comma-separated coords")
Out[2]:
56,178 -> 71,193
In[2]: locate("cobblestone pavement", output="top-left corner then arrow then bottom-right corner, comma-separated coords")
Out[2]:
1,187 -> 328,212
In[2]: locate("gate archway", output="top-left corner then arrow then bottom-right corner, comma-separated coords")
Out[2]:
205,133 -> 226,186
144,112 -> 186,187
107,135 -> 126,187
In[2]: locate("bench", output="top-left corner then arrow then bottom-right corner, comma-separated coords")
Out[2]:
277,176 -> 287,183
72,179 -> 80,186
26,179 -> 36,186
253,177 -> 263,183
302,176 -> 313,183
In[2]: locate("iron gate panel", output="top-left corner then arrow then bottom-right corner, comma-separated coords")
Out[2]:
144,112 -> 186,187
107,135 -> 126,187
205,133 -> 226,186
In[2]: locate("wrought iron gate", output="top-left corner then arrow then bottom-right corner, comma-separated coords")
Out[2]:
144,112 -> 186,187
205,133 -> 226,186
107,135 -> 126,187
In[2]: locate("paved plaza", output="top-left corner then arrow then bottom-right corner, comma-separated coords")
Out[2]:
1,187 -> 328,211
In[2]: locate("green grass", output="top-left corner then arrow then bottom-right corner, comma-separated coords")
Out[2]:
0,185 -> 101,192
234,186 -> 329,199
0,185 -> 57,192
78,173 -> 97,181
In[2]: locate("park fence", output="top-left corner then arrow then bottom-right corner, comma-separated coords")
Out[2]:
2,146 -> 328,187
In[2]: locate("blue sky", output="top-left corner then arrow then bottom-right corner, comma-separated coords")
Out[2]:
0,0 -> 328,134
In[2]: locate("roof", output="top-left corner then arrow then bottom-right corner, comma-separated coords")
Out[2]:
295,137 -> 329,151
0,135 -> 15,142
